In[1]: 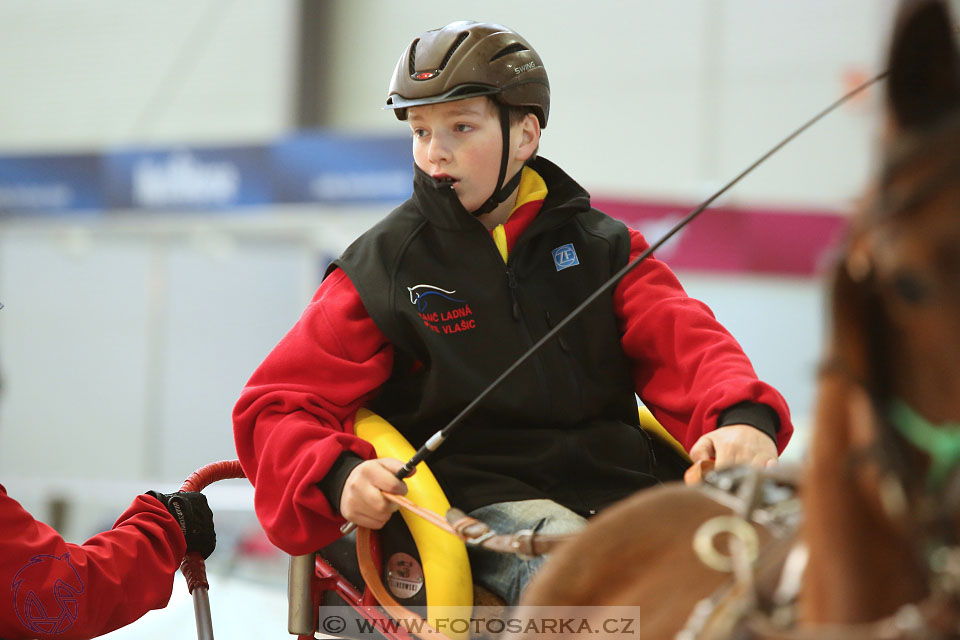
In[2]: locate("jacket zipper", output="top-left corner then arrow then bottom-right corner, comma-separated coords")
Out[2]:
544,310 -> 572,353
505,264 -> 550,416
545,309 -> 584,418
506,267 -> 522,321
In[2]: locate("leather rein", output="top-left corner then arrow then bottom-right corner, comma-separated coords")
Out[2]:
352,493 -> 575,640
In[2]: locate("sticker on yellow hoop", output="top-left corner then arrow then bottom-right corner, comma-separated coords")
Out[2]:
354,409 -> 473,639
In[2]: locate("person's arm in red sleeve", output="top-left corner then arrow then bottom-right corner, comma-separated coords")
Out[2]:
0,488 -> 185,640
613,228 -> 793,463
232,268 -> 395,555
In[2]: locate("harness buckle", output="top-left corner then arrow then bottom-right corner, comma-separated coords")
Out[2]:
510,528 -> 539,561
463,530 -> 496,547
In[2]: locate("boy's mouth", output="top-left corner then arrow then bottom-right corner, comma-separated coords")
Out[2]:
432,173 -> 458,187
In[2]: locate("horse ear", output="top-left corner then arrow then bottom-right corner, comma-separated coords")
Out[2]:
887,0 -> 960,131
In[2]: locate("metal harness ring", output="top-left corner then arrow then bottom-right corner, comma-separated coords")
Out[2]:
692,515 -> 760,573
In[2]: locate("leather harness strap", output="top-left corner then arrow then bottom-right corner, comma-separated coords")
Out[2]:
381,492 -> 575,557
384,493 -> 456,535
355,525 -> 450,640
446,508 -> 572,557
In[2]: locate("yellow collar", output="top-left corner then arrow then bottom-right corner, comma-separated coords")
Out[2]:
492,166 -> 548,262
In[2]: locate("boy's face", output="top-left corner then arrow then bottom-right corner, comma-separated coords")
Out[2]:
407,97 -> 536,213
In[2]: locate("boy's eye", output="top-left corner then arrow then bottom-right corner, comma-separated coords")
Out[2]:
455,124 -> 473,133
411,128 -> 428,138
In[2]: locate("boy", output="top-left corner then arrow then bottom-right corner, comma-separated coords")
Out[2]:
234,21 -> 792,604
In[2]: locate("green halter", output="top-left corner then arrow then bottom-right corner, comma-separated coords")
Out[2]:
888,399 -> 960,492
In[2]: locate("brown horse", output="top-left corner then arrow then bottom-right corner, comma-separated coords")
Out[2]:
509,1 -> 960,638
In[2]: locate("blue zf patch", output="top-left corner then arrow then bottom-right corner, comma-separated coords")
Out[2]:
552,243 -> 580,271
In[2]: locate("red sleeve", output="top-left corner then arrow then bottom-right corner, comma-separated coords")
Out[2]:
232,268 -> 394,555
0,489 -> 185,640
613,228 -> 793,453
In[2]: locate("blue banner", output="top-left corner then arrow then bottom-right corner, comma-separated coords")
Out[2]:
102,146 -> 272,210
0,133 -> 414,215
0,154 -> 103,213
271,133 -> 412,204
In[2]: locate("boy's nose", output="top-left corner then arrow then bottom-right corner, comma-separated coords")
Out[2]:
427,135 -> 451,165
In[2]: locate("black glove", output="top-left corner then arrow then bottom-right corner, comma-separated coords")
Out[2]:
146,490 -> 217,559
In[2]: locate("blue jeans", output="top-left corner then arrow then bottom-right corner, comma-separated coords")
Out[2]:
466,499 -> 587,605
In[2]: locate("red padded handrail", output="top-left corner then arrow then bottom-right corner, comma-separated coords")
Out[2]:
178,460 -> 246,593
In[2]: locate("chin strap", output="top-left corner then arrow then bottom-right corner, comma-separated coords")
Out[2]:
470,104 -> 524,217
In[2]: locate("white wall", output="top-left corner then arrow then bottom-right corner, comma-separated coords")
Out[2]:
0,208 -> 382,533
0,0 -> 298,151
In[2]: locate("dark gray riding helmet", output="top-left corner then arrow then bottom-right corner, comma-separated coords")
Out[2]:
386,21 -> 549,128
386,21 -> 549,216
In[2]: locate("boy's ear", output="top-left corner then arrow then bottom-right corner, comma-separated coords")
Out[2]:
887,0 -> 960,132
516,112 -> 541,161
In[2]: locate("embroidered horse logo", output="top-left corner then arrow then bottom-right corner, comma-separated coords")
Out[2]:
407,284 -> 465,312
12,553 -> 85,635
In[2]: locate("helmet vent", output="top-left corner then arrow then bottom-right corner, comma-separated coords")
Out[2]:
438,32 -> 470,71
408,38 -> 420,75
490,42 -> 529,62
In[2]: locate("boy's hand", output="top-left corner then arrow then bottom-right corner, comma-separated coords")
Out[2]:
688,425 -> 778,470
340,458 -> 412,529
